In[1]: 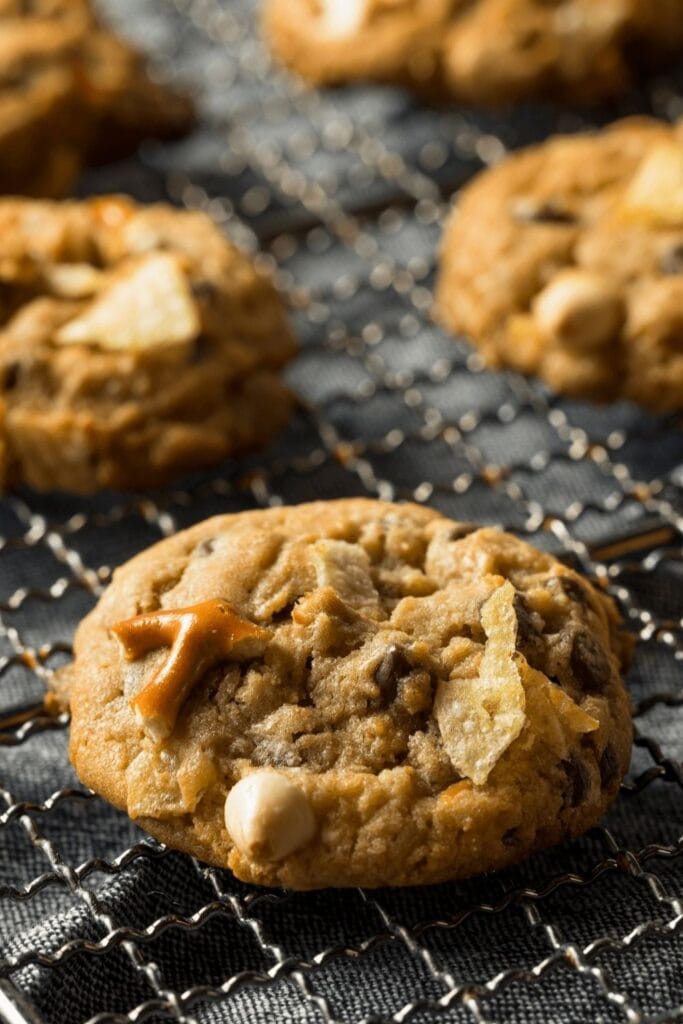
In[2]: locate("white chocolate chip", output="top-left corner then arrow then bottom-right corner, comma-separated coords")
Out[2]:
317,0 -> 369,36
533,270 -> 624,351
54,252 -> 200,352
225,771 -> 315,861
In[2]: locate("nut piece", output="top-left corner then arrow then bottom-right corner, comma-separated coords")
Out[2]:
54,252 -> 200,352
434,580 -> 526,786
619,142 -> 683,227
533,270 -> 624,351
317,0 -> 369,36
225,771 -> 316,861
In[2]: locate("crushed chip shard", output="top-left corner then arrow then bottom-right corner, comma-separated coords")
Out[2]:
310,539 -> 380,616
54,252 -> 200,352
522,663 -> 599,759
435,580 -> 601,784
434,580 -> 526,786
619,142 -> 683,227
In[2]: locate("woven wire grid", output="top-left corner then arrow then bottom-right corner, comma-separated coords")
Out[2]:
1,1 -> 683,1022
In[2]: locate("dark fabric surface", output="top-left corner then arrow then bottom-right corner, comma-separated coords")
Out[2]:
0,2 -> 682,1022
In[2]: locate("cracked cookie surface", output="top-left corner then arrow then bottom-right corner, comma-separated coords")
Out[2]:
263,0 -> 683,106
0,196 -> 296,492
437,117 -> 683,411
63,499 -> 633,889
0,0 -> 192,196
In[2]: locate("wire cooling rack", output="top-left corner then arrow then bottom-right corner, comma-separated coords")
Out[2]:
1,2 -> 683,1022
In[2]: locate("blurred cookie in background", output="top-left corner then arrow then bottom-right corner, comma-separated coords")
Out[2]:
0,0 -> 193,197
436,117 -> 683,411
263,0 -> 683,106
0,196 -> 297,492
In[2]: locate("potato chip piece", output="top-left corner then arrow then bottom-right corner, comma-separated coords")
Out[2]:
310,539 -> 381,616
434,580 -> 526,785
522,663 -> 598,760
55,252 -> 200,351
619,142 -> 683,227
126,749 -> 186,819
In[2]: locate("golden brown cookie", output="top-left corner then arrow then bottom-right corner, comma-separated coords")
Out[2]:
0,0 -> 193,197
0,7 -> 87,196
436,117 -> 683,411
263,0 -> 683,105
62,499 -> 633,889
0,196 -> 296,492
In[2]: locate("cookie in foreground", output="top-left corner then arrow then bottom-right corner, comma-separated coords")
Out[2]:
0,196 -> 296,492
0,0 -> 193,197
263,0 -> 683,106
60,499 -> 633,889
436,117 -> 683,412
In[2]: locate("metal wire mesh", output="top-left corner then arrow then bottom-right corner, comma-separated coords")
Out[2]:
1,1 -> 682,1021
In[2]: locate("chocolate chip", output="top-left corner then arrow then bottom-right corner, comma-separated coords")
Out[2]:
569,632 -> 612,694
514,592 -> 543,644
513,199 -> 577,226
271,601 -> 297,624
561,755 -> 591,807
447,523 -> 478,541
190,336 -> 211,364
299,657 -> 315,707
599,743 -> 620,789
373,645 -> 413,706
660,243 -> 683,276
513,592 -> 546,669
2,362 -> 19,391
191,280 -> 218,302
196,538 -> 216,556
502,827 -> 519,847
2,72 -> 25,90
557,575 -> 589,608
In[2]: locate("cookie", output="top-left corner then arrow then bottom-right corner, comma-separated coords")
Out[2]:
436,117 -> 683,411
72,9 -> 195,166
61,498 -> 633,889
0,8 -> 87,196
0,196 -> 296,492
0,0 -> 193,197
263,0 -> 683,105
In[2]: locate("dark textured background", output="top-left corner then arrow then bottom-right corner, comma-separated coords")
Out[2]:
0,2 -> 682,1022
